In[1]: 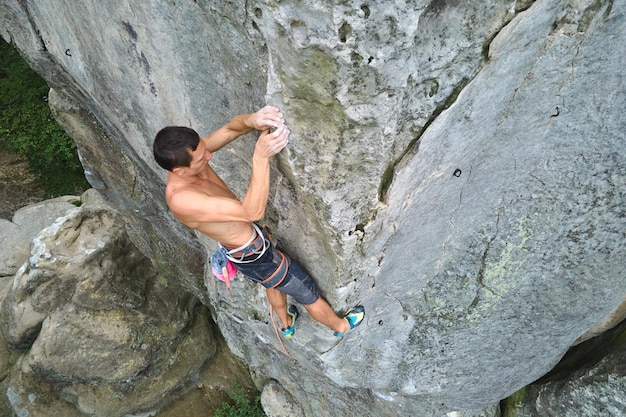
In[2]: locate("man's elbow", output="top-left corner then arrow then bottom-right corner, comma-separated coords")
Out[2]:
248,211 -> 265,222
240,201 -> 266,222
245,207 -> 266,222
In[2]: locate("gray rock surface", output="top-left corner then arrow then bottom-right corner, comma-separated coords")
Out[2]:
331,0 -> 626,409
260,380 -> 305,417
0,190 -> 215,417
0,0 -> 624,416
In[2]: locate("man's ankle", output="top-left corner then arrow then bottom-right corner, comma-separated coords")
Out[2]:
340,317 -> 350,333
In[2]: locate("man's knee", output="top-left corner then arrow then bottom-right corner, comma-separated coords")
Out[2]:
266,287 -> 287,301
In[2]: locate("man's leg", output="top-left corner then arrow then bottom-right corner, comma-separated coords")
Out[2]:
303,297 -> 350,334
262,250 -> 357,335
267,288 -> 349,334
266,287 -> 292,329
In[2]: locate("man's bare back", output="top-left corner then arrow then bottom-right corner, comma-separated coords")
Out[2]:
165,162 -> 254,246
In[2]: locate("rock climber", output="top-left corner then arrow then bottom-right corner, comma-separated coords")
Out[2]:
153,105 -> 364,339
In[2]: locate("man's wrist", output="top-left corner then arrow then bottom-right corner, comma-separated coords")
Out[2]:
252,152 -> 270,164
242,114 -> 255,131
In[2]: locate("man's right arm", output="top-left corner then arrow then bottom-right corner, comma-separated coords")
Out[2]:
238,125 -> 289,219
203,106 -> 285,153
169,127 -> 290,223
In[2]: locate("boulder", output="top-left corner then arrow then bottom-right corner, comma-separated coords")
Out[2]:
0,195 -> 79,277
0,190 -> 215,416
0,195 -> 83,382
260,380 -> 305,417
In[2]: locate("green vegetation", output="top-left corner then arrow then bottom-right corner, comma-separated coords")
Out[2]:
0,38 -> 89,198
214,383 -> 266,417
501,386 -> 527,417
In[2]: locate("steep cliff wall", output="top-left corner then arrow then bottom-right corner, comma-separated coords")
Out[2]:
1,0 -> 624,416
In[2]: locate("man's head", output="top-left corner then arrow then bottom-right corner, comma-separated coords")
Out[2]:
153,126 -> 200,171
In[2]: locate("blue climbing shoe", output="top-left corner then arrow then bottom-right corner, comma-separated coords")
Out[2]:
334,305 -> 365,337
281,305 -> 299,339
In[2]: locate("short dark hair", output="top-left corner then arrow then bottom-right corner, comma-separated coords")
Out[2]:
153,126 -> 200,171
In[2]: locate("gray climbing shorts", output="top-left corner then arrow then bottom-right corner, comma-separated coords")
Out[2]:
225,228 -> 320,305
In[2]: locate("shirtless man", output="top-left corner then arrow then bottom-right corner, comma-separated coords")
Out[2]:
153,106 -> 363,338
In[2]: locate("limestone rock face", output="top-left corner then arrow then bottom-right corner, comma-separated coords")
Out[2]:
1,0 -> 624,416
0,191 -> 215,417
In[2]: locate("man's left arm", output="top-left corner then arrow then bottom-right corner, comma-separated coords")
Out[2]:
203,106 -> 285,152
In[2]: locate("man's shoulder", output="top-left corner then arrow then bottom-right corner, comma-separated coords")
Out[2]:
166,184 -> 201,206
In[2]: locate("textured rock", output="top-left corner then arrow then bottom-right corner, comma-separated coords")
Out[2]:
0,0 -> 624,416
0,195 -> 79,277
260,380 -> 305,417
0,190 -> 215,416
47,87 -> 208,305
330,0 -> 626,409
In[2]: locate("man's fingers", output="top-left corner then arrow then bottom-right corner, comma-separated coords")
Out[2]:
254,106 -> 284,129
267,126 -> 290,153
256,127 -> 287,157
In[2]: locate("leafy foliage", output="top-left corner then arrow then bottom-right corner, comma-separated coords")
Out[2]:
0,38 -> 89,198
214,383 -> 266,417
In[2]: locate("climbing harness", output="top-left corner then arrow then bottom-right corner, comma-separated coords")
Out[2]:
216,223 -> 289,289
210,223 -> 268,298
221,223 -> 269,264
